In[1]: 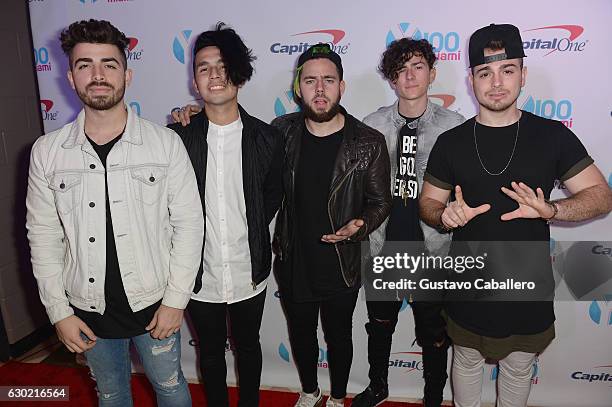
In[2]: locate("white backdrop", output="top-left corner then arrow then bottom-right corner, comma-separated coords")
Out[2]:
28,1 -> 612,405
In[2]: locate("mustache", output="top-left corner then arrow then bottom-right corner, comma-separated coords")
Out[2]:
86,81 -> 114,90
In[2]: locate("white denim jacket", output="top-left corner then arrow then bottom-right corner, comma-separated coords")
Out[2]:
26,106 -> 204,324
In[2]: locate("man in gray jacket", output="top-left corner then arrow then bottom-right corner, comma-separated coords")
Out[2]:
353,38 -> 464,407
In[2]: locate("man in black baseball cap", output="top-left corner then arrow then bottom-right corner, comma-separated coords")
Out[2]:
272,43 -> 391,407
468,23 -> 525,68
420,21 -> 612,407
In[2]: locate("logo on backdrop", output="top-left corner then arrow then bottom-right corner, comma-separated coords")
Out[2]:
126,37 -> 143,61
520,95 -> 574,128
173,30 -> 193,64
588,295 -> 612,326
491,359 -> 540,384
522,25 -> 588,57
128,101 -> 141,116
270,29 -> 350,55
40,99 -> 58,121
608,173 -> 612,189
189,337 -> 234,352
389,344 -> 423,373
386,22 -> 461,61
274,90 -> 300,117
279,342 -> 328,368
429,94 -> 456,109
78,0 -> 98,3
33,47 -> 52,72
570,365 -> 612,384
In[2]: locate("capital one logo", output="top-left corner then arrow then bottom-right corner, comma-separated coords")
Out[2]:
389,348 -> 423,373
270,29 -> 350,55
429,94 -> 455,109
588,295 -> 612,326
274,90 -> 300,117
126,37 -> 143,61
521,96 -> 573,128
79,0 -> 98,3
607,173 -> 612,189
522,25 -> 588,57
173,30 -> 192,64
386,22 -> 461,61
279,342 -> 328,368
492,359 -> 540,384
40,99 -> 58,121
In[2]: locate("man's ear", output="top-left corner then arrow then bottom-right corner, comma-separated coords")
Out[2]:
67,69 -> 75,90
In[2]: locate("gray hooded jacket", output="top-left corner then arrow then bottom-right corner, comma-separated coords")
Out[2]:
363,100 -> 465,257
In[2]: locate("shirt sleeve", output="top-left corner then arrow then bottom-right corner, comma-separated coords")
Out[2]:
424,132 -> 453,190
554,122 -> 594,181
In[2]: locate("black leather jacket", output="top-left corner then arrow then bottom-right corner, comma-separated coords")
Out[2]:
271,108 -> 391,288
168,105 -> 284,293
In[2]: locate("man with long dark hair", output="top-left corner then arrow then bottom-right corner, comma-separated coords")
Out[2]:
26,19 -> 203,406
167,23 -> 283,407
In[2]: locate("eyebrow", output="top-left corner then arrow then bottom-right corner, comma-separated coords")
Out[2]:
302,74 -> 338,80
475,62 -> 519,74
196,58 -> 223,68
73,57 -> 121,66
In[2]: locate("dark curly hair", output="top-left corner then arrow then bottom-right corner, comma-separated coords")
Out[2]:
379,38 -> 437,82
192,22 -> 256,86
60,19 -> 129,69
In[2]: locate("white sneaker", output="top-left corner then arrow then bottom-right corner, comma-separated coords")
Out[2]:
294,388 -> 323,407
325,397 -> 345,407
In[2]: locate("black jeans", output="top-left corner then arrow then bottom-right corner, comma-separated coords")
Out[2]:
365,300 -> 449,407
188,289 -> 266,407
281,290 -> 358,399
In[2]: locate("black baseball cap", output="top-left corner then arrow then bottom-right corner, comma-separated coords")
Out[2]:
468,23 -> 526,68
296,43 -> 343,78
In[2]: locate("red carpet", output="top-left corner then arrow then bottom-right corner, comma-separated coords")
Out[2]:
0,361 -> 423,406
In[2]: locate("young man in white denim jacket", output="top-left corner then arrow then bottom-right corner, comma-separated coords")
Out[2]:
26,19 -> 203,406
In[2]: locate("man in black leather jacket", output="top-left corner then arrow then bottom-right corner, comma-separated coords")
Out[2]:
271,43 -> 391,407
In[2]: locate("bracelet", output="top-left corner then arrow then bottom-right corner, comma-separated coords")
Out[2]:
542,199 -> 558,223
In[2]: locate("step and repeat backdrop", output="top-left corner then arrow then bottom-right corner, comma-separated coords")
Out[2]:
28,0 -> 611,405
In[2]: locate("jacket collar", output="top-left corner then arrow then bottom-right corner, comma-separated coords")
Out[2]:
390,99 -> 435,129
191,103 -> 252,139
62,103 -> 142,148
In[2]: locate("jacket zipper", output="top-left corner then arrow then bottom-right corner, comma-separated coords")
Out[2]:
327,161 -> 360,286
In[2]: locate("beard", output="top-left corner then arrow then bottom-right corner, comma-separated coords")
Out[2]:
301,95 -> 341,123
76,81 -> 125,111
477,89 -> 520,113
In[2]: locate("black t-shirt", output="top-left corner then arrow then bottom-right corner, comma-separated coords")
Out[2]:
72,134 -> 160,338
425,111 -> 593,337
385,114 -> 424,242
291,127 -> 356,301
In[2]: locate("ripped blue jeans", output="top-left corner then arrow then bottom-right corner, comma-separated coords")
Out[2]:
84,331 -> 191,406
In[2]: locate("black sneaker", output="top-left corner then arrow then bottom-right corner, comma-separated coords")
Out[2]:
350,385 -> 388,407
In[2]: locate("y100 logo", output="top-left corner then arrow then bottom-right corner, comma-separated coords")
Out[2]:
128,101 -> 141,116
386,22 -> 461,61
274,90 -> 300,117
34,47 -> 52,72
279,342 -> 328,368
172,30 -> 192,64
521,96 -> 573,128
492,359 -> 540,384
429,94 -> 456,109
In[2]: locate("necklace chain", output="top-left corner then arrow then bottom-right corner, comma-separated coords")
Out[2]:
473,119 -> 519,176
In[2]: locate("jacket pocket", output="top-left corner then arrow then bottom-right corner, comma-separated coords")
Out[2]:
130,166 -> 167,205
48,172 -> 82,215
